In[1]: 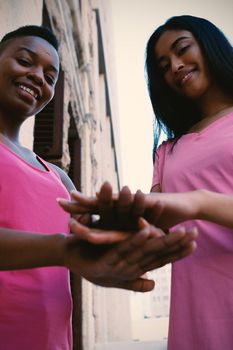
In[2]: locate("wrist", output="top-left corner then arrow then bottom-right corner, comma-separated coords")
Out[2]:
193,189 -> 209,220
49,233 -> 67,267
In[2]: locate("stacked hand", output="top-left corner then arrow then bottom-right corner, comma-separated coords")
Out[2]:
59,182 -> 199,231
59,183 -> 153,230
66,217 -> 197,291
58,182 -> 198,292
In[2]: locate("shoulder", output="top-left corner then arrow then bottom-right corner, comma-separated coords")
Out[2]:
152,139 -> 174,188
155,139 -> 173,160
49,163 -> 76,192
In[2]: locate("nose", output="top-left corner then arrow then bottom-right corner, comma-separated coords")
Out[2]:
171,56 -> 184,74
27,68 -> 44,86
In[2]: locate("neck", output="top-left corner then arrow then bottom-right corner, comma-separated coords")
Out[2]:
0,113 -> 22,144
197,85 -> 233,120
188,87 -> 233,133
0,131 -> 20,147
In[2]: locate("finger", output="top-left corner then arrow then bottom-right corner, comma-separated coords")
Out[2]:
161,226 -> 198,249
116,278 -> 155,292
57,198 -> 94,214
113,186 -> 135,230
69,218 -> 90,236
70,191 -> 98,209
145,200 -> 165,226
121,227 -> 192,267
176,227 -> 198,245
109,226 -> 186,267
137,217 -> 150,229
97,226 -> 174,279
116,186 -> 133,214
69,218 -> 131,244
111,222 -> 166,262
138,227 -> 198,269
97,191 -> 119,201
97,182 -> 116,228
144,223 -> 166,238
105,226 -> 151,265
76,214 -> 93,227
140,241 -> 197,271
140,227 -> 194,255
98,182 -> 114,211
131,190 -> 146,217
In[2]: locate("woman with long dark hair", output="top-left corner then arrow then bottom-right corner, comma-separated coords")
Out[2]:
146,15 -> 233,155
145,15 -> 233,349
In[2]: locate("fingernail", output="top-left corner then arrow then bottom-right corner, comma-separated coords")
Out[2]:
139,226 -> 150,236
70,190 -> 80,195
138,217 -> 149,228
56,197 -> 67,204
190,227 -> 199,236
69,218 -> 76,225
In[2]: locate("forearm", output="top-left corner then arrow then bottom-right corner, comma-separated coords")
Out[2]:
146,189 -> 233,229
0,228 -> 66,270
197,190 -> 233,228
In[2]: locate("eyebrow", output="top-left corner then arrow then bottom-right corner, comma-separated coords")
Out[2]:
157,36 -> 190,65
16,47 -> 59,74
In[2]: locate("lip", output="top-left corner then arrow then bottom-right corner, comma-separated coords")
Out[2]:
176,69 -> 196,87
16,82 -> 41,100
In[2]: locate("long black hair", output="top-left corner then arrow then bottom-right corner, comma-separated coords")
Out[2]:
145,15 -> 233,154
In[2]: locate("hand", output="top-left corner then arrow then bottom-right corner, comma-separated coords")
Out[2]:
63,217 -> 198,292
58,183 -> 200,231
143,191 -> 201,230
58,182 -> 145,230
113,189 -> 200,230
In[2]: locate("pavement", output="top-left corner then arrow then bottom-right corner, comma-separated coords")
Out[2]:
95,340 -> 167,350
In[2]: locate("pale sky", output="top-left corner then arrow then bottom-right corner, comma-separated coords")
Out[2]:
110,0 -> 233,192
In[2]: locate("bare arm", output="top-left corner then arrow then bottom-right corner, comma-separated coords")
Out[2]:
145,189 -> 233,230
0,219 -> 197,292
59,182 -> 233,230
0,226 -> 130,270
0,228 -> 65,270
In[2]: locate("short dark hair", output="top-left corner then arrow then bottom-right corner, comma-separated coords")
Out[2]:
1,25 -> 59,51
145,15 -> 233,154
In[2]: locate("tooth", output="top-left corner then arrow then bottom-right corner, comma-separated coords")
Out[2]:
19,85 -> 37,98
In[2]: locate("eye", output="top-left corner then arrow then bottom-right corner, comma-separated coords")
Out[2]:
17,58 -> 32,66
177,45 -> 190,56
45,74 -> 56,86
160,62 -> 170,74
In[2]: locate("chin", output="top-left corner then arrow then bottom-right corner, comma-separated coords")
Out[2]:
182,86 -> 207,100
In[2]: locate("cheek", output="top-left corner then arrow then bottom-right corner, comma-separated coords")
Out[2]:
43,86 -> 54,103
187,48 -> 204,67
164,74 -> 176,90
11,61 -> 28,75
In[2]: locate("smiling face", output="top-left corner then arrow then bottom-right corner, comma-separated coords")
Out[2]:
154,29 -> 213,100
0,35 -> 59,120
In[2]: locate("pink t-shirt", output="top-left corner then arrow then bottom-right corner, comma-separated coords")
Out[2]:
152,112 -> 233,350
0,143 -> 72,350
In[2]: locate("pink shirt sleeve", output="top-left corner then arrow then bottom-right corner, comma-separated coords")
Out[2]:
151,141 -> 167,189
